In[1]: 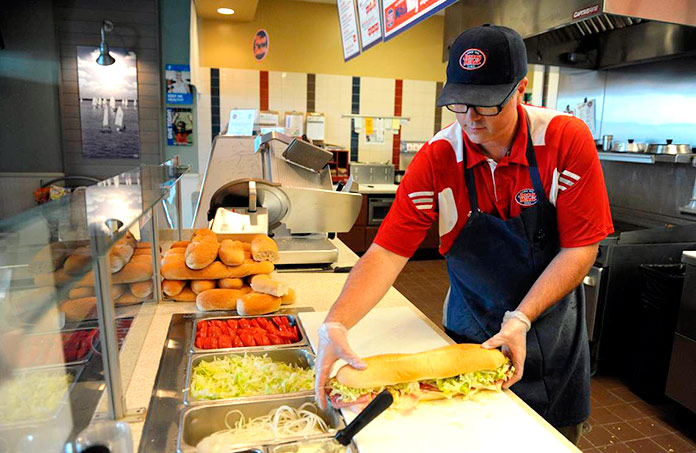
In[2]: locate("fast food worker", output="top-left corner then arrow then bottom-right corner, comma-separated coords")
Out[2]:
315,24 -> 613,444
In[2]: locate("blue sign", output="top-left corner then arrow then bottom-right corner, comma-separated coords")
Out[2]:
165,64 -> 193,105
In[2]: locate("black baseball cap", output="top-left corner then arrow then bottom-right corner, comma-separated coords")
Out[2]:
437,24 -> 528,108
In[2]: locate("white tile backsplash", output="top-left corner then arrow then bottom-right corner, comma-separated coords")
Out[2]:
219,68 -> 260,133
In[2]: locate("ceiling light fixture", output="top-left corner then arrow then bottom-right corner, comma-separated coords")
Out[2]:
96,20 -> 115,66
217,7 -> 235,15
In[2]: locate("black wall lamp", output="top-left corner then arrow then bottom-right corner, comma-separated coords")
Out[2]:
96,20 -> 115,66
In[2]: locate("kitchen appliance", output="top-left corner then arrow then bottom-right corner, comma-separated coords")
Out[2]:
444,0 -> 696,70
646,140 -> 693,155
367,196 -> 395,226
665,252 -> 696,413
611,139 -> 647,153
587,222 -> 696,374
350,162 -> 394,184
192,133 -> 362,265
601,135 -> 613,151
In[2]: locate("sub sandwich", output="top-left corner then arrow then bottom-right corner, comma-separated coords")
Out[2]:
327,344 -> 513,412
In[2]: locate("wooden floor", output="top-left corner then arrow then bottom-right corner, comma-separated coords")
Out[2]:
395,257 -> 696,453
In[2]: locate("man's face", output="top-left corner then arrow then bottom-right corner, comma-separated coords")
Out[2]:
455,78 -> 528,146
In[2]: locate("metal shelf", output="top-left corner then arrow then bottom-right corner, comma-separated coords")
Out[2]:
598,151 -> 695,165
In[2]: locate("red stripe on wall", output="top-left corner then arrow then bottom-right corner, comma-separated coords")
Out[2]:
260,70 -> 269,111
392,79 -> 403,168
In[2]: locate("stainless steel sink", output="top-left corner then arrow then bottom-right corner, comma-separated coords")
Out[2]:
178,395 -> 345,452
185,348 -> 315,405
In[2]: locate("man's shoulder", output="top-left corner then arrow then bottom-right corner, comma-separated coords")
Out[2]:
424,121 -> 463,164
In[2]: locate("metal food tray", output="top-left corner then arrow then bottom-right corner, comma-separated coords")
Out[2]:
19,327 -> 97,371
190,314 -> 309,354
0,365 -> 84,429
184,348 -> 315,406
177,395 -> 346,452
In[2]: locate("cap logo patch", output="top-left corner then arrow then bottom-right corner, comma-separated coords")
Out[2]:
515,188 -> 538,207
459,48 -> 486,70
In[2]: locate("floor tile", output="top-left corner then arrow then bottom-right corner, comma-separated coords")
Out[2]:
579,435 -> 594,450
592,406 -> 623,425
586,425 -> 622,448
606,403 -> 647,421
593,386 -> 625,407
651,433 -> 695,453
605,422 -> 645,442
610,386 -> 642,403
624,438 -> 667,453
595,443 -> 634,452
630,401 -> 667,418
629,417 -> 671,438
594,375 -> 625,390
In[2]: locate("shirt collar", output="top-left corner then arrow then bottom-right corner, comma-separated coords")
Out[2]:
461,104 -> 530,169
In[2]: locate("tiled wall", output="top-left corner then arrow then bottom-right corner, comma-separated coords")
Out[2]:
196,68 -> 448,166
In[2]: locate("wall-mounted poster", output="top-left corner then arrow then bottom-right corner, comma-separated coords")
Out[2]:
166,108 -> 194,146
253,29 -> 269,61
337,0 -> 361,61
382,0 -> 457,41
165,64 -> 193,104
357,0 -> 382,51
77,46 -> 139,159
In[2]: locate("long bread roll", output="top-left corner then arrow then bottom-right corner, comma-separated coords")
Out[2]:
162,279 -> 186,296
218,277 -> 243,289
236,292 -> 281,316
34,268 -> 72,287
115,291 -> 147,306
64,246 -> 92,275
226,260 -> 274,278
249,273 -> 288,297
60,297 -> 96,322
112,254 -> 152,283
250,235 -> 279,263
196,287 -> 252,311
129,280 -> 153,298
190,279 -> 216,294
218,239 -> 245,266
166,286 -> 197,302
161,254 -> 231,280
281,287 -> 296,305
68,284 -> 126,300
336,344 -> 507,389
185,229 -> 219,269
170,240 -> 190,249
108,232 -> 136,273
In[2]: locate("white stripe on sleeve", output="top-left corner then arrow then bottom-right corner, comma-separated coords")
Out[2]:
562,170 -> 581,181
409,191 -> 435,198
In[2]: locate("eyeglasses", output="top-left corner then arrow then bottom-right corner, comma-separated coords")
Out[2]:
445,83 -> 519,116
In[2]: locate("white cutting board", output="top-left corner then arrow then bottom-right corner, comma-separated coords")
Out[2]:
299,307 -> 579,453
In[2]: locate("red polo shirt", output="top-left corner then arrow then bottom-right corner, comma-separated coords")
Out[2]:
374,104 -> 614,257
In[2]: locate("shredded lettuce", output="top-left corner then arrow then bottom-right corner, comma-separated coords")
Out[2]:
328,359 -> 513,403
0,371 -> 73,423
190,354 -> 314,401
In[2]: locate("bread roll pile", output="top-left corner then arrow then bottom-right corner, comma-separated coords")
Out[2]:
30,233 -> 157,322
160,229 -> 296,315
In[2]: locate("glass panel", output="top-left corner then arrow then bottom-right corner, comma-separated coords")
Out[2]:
0,160 -> 186,450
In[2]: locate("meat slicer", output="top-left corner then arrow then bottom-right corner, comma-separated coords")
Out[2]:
192,132 -> 362,265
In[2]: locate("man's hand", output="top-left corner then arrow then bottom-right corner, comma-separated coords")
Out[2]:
314,322 -> 366,409
481,317 -> 528,388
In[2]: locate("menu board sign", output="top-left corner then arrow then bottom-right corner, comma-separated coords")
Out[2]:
337,0 -> 361,61
357,0 -> 383,51
382,0 -> 457,41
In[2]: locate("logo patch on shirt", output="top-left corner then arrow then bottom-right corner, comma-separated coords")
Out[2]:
459,49 -> 486,70
515,188 -> 538,207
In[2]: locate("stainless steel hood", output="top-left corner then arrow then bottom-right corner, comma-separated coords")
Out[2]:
444,0 -> 696,69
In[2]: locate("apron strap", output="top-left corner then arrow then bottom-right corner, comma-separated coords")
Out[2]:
524,118 -> 546,202
464,150 -> 479,212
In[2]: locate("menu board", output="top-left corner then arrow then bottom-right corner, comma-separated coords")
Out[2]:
357,0 -> 383,51
382,0 -> 458,41
337,0 -> 361,61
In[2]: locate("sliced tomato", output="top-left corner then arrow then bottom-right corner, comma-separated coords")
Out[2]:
239,333 -> 256,347
218,335 -> 232,348
280,316 -> 291,327
277,330 -> 295,341
194,337 -> 203,349
256,317 -> 270,329
209,336 -> 219,349
202,337 -> 214,349
253,332 -> 267,346
291,325 -> 300,342
248,318 -> 260,328
267,334 -> 282,345
239,318 -> 251,329
226,319 -> 238,330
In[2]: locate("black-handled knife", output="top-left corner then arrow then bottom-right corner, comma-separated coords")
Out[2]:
334,390 -> 394,446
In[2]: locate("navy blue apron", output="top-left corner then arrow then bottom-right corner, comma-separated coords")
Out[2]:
443,124 -> 590,427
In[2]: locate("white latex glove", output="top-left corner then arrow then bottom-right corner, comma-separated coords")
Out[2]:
481,312 -> 530,389
314,322 -> 367,409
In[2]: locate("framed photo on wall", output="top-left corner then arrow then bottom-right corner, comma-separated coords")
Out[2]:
76,46 -> 140,159
166,108 -> 194,146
